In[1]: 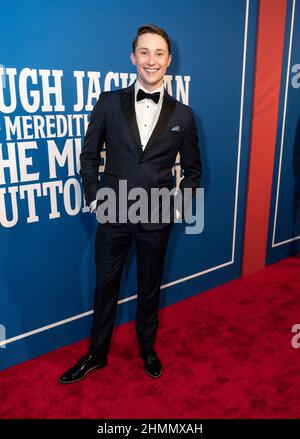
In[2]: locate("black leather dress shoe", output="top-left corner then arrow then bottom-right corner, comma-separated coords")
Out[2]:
139,347 -> 162,378
59,353 -> 107,384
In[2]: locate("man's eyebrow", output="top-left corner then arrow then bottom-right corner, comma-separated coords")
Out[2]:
138,47 -> 167,52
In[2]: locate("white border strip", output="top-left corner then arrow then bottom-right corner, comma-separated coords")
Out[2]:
0,0 -> 250,348
272,0 -> 299,247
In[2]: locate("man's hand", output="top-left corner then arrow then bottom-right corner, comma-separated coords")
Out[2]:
89,199 -> 97,213
175,208 -> 181,221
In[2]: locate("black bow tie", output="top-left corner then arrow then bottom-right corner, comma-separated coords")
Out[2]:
136,88 -> 160,104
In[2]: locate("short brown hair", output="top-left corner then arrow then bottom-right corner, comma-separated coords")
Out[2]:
132,24 -> 171,54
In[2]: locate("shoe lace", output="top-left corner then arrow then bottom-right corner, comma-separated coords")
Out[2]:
77,353 -> 91,367
142,348 -> 157,363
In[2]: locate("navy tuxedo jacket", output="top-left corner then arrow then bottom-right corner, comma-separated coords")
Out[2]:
80,81 -> 202,228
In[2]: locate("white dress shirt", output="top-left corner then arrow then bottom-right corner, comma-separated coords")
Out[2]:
134,79 -> 164,150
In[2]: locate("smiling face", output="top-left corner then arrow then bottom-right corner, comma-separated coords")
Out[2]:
130,32 -> 171,91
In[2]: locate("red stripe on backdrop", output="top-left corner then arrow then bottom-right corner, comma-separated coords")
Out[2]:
242,0 -> 287,275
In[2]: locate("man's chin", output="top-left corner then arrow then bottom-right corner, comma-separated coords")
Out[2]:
139,76 -> 163,89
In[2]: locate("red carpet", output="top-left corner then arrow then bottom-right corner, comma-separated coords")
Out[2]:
1,255 -> 300,419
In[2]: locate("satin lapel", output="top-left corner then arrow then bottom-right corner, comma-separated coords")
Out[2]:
143,91 -> 176,153
120,86 -> 142,150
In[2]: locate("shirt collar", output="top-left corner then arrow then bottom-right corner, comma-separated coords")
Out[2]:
134,78 -> 165,103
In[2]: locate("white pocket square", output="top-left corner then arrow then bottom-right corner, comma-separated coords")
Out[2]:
171,125 -> 181,132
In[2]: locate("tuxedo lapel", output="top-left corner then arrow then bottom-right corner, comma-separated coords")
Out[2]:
143,90 -> 176,153
120,83 -> 176,154
120,84 -> 142,150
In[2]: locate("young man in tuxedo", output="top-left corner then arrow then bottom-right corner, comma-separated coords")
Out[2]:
59,24 -> 201,383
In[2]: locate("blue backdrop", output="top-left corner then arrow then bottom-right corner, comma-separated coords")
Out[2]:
0,0 -> 258,370
267,0 -> 300,264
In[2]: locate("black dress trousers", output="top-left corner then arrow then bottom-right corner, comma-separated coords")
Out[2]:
88,221 -> 172,357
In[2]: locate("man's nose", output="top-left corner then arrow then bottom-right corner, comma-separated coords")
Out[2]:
147,54 -> 156,65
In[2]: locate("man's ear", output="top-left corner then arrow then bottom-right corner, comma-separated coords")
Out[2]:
130,52 -> 136,66
167,54 -> 172,68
